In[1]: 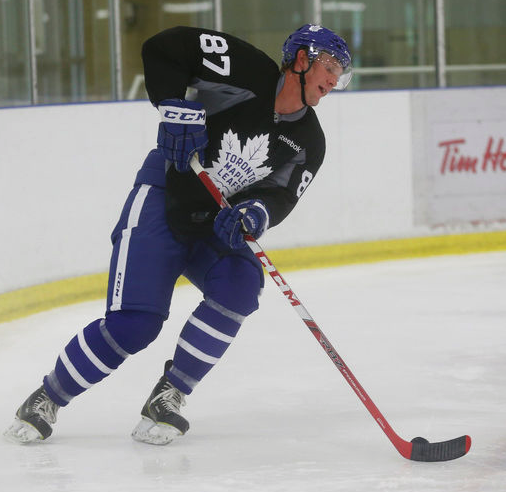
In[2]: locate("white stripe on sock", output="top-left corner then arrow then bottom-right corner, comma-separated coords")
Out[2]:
169,365 -> 199,390
46,371 -> 72,403
110,184 -> 151,311
188,314 -> 235,343
77,330 -> 114,375
177,337 -> 220,364
59,349 -> 93,389
99,319 -> 130,359
205,297 -> 246,323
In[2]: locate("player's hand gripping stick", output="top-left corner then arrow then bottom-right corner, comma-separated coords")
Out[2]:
213,199 -> 269,249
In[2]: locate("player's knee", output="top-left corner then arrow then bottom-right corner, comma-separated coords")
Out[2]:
105,310 -> 164,354
204,256 -> 262,317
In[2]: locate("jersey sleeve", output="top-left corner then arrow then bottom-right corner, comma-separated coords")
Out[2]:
142,26 -> 278,105
230,130 -> 326,228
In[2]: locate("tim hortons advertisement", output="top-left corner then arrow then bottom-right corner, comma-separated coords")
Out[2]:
412,88 -> 506,227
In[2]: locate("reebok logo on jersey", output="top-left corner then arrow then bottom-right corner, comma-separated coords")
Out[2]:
159,105 -> 206,125
278,134 -> 302,153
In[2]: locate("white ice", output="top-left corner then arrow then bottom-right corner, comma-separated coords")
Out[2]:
1,252 -> 505,491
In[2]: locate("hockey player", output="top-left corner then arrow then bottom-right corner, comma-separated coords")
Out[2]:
4,24 -> 352,445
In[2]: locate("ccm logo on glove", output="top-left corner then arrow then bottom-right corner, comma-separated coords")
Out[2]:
157,98 -> 208,173
160,107 -> 206,124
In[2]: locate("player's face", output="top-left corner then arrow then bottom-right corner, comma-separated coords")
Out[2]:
304,52 -> 344,106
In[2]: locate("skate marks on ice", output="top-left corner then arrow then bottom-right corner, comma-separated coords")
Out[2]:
0,252 -> 505,491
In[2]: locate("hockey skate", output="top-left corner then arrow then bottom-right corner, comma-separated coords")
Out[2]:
131,361 -> 189,445
4,386 -> 59,444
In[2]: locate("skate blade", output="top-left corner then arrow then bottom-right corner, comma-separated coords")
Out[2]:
131,416 -> 182,445
3,418 -> 44,444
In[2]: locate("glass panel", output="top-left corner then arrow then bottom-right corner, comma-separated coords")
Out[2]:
321,0 -> 436,90
221,0 -> 313,67
29,0 -> 113,104
120,0 -> 216,100
34,0 -> 76,104
2,0 -> 505,107
445,0 -> 506,87
82,0 -> 113,101
0,0 -> 31,106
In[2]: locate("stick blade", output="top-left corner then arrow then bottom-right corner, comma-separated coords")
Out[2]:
409,435 -> 471,462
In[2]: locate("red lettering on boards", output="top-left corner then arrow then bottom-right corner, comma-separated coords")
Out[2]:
438,137 -> 506,175
482,137 -> 506,172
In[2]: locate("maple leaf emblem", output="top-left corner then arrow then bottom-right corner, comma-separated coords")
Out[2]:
206,130 -> 272,197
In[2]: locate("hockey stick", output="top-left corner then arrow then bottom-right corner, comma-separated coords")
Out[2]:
190,155 -> 471,462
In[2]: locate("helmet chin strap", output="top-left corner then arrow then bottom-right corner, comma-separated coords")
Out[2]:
291,53 -> 314,106
298,70 -> 308,106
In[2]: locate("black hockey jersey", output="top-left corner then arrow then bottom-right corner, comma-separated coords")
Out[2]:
140,26 -> 326,237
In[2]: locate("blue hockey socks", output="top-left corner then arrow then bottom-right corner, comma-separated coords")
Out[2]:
167,300 -> 243,394
44,310 -> 164,406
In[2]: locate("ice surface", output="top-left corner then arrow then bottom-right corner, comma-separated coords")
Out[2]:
1,252 -> 505,491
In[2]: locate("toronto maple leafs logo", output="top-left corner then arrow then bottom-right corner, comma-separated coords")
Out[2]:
207,130 -> 272,197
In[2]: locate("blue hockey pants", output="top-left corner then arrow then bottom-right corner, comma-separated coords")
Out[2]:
44,184 -> 263,406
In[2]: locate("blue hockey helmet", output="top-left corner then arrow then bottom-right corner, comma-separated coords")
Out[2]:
282,24 -> 352,90
282,24 -> 351,68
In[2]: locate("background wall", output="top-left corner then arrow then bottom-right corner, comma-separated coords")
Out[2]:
1,87 -> 505,294
0,101 -> 156,293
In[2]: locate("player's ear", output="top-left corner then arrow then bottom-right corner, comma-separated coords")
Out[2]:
294,49 -> 309,72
